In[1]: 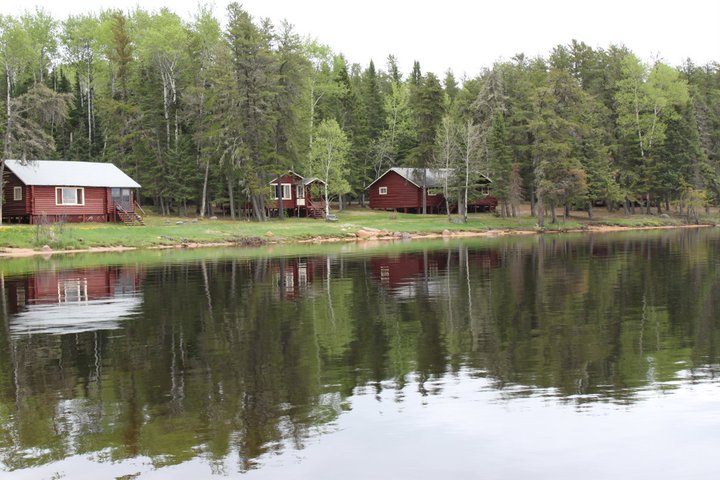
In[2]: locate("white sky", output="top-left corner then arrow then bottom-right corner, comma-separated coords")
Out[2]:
5,0 -> 719,77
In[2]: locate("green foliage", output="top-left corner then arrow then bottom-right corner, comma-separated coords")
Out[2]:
309,118 -> 351,211
1,5 -> 720,224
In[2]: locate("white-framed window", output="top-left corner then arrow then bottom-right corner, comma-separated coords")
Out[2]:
55,187 -> 85,206
379,186 -> 388,195
296,184 -> 305,199
272,183 -> 292,200
13,186 -> 22,201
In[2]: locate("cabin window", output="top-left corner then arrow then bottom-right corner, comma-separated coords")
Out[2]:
13,186 -> 22,201
379,186 -> 388,195
56,187 -> 85,206
272,184 -> 292,200
296,184 -> 305,199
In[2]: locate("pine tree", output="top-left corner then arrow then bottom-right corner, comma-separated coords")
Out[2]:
409,71 -> 444,213
487,110 -> 513,216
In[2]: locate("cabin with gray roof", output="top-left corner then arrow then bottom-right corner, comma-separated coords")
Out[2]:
2,160 -> 143,224
367,167 -> 495,213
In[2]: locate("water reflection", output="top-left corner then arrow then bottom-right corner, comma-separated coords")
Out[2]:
0,229 -> 719,477
5,267 -> 142,336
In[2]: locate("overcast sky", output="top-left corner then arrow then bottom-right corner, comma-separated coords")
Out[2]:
5,0 -> 719,77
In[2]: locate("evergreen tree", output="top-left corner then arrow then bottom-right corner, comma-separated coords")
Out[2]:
487,110 -> 513,216
409,71 -> 444,213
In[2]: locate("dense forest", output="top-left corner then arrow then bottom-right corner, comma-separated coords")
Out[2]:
1,4 -> 719,223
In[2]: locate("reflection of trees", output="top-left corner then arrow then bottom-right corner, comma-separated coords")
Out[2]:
1,229 -> 720,471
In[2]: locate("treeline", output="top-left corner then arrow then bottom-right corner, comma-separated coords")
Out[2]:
1,4 -> 719,222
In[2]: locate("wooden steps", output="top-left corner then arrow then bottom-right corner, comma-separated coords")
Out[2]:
305,201 -> 325,219
307,207 -> 324,219
116,205 -> 145,226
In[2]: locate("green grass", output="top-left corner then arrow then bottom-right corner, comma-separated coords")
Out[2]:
0,207 -> 713,252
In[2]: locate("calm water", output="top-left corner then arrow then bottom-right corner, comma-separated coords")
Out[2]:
1,229 -> 719,479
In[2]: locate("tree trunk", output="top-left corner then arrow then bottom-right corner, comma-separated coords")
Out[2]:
324,182 -> 330,218
200,160 -> 210,218
564,203 -> 570,221
422,170 -> 427,215
530,184 -> 536,217
87,53 -> 93,158
588,202 -> 593,219
645,192 -> 651,215
536,192 -> 544,228
251,194 -> 266,221
227,176 -> 236,220
1,67 -> 10,225
463,187 -> 468,224
161,72 -> 171,150
0,161 -> 5,226
550,201 -> 557,224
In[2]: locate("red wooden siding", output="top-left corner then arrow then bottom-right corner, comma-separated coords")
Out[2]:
270,174 -> 300,209
368,171 -> 445,211
32,186 -> 108,217
2,171 -> 29,217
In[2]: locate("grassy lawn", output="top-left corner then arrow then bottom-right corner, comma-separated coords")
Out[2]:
0,206 -> 712,251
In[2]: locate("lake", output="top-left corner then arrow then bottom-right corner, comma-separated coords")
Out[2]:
1,229 -> 719,479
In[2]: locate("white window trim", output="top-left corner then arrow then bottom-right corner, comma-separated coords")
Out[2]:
379,186 -> 388,195
296,184 -> 305,199
272,183 -> 293,200
55,187 -> 85,206
13,186 -> 22,201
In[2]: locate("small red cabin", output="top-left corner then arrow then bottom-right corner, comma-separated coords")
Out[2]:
2,160 -> 141,224
367,167 -> 494,213
269,171 -> 327,218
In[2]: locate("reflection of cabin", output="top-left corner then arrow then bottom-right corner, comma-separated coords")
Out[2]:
2,160 -> 142,224
5,266 -> 141,311
4,266 -> 143,336
270,256 -> 327,300
367,167 -> 495,213
371,254 -> 440,292
371,250 -> 499,297
269,171 -> 327,218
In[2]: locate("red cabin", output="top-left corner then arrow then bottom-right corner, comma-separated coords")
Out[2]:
2,160 -> 142,224
269,171 -> 327,218
367,167 -> 494,213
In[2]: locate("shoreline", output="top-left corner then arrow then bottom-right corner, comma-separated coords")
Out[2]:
0,223 -> 714,259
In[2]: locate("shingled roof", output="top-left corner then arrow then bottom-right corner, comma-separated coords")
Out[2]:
4,160 -> 140,188
367,167 -> 491,189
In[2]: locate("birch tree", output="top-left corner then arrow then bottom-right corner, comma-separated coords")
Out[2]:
435,114 -> 459,221
615,55 -> 689,212
62,14 -> 101,159
457,118 -> 483,223
0,15 -> 31,224
309,119 -> 350,217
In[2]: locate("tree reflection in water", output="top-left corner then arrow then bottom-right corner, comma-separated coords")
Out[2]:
0,228 -> 719,473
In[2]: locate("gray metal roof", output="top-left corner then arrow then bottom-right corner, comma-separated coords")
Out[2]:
302,176 -> 326,186
367,167 -> 491,189
4,160 -> 141,188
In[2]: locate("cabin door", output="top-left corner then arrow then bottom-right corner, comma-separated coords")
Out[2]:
296,184 -> 305,206
111,188 -> 132,210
